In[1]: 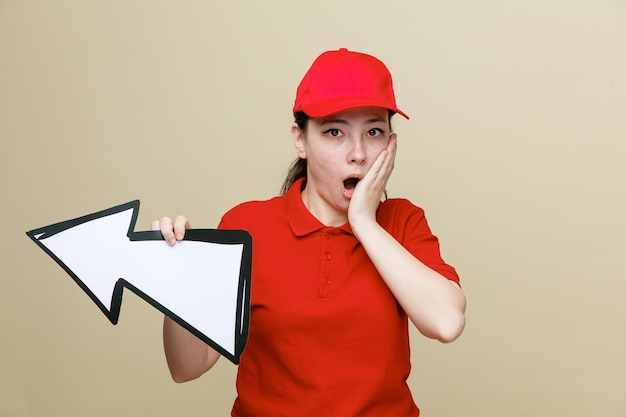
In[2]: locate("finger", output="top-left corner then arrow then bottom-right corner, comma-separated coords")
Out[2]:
174,215 -> 191,241
379,136 -> 397,181
366,148 -> 389,181
387,134 -> 397,162
372,148 -> 393,187
159,216 -> 177,246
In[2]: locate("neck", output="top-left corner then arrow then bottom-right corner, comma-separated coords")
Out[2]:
300,185 -> 348,227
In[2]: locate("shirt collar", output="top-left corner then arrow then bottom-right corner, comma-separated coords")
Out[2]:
285,177 -> 354,237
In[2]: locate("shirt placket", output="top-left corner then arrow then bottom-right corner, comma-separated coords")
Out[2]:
318,229 -> 336,298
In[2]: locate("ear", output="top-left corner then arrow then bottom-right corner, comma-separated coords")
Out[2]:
291,123 -> 307,159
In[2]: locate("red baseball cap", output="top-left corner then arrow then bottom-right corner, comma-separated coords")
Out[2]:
293,48 -> 409,119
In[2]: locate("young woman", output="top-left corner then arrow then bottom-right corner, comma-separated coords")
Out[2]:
153,48 -> 466,417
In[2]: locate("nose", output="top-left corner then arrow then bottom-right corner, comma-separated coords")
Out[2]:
348,137 -> 366,165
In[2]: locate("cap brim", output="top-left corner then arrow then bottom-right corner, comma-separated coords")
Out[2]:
299,96 -> 409,120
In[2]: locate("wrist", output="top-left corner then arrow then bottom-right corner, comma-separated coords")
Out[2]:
349,215 -> 381,242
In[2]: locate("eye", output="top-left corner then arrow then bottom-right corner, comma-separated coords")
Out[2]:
322,128 -> 343,137
367,128 -> 384,137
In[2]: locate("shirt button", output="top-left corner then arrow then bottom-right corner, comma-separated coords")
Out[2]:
325,232 -> 333,240
324,252 -> 332,261
324,278 -> 331,285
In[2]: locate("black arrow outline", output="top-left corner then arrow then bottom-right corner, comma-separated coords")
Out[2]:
26,200 -> 251,365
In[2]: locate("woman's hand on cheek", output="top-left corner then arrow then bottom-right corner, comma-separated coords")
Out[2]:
348,135 -> 397,230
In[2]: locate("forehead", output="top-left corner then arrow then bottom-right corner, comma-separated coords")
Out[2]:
314,107 -> 389,124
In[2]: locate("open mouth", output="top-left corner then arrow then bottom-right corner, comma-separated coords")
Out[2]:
343,177 -> 359,190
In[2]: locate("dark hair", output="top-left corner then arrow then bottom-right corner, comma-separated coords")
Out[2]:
280,111 -> 309,195
280,110 -> 395,195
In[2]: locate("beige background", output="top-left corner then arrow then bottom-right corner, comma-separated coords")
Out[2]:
2,1 -> 625,416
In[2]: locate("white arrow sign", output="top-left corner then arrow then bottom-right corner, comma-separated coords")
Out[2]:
26,200 -> 252,364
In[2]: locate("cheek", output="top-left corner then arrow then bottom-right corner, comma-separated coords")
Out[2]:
306,143 -> 334,165
366,140 -> 389,159
307,153 -> 343,180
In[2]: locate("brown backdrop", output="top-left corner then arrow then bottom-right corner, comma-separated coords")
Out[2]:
2,1 -> 625,416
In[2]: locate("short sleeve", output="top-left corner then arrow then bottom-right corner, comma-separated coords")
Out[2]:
378,199 -> 460,286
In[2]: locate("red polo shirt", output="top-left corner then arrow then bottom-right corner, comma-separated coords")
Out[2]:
218,178 -> 459,417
